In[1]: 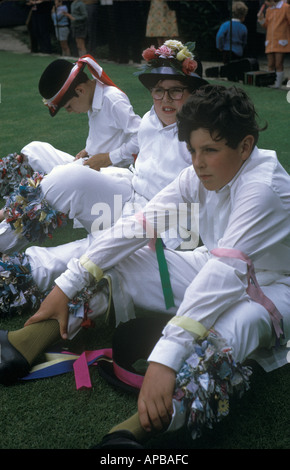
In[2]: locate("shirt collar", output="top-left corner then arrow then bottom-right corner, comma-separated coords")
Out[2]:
216,146 -> 257,193
271,0 -> 283,8
150,106 -> 178,131
91,79 -> 104,112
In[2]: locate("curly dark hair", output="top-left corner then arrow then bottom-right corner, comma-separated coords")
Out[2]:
177,85 -> 267,149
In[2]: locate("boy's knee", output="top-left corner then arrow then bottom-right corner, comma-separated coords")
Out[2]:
41,163 -> 83,196
214,301 -> 273,363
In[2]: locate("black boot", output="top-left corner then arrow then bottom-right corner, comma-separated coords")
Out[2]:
92,430 -> 144,449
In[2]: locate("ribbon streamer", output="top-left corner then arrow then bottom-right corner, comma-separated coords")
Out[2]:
211,247 -> 284,340
135,211 -> 175,310
21,348 -> 144,391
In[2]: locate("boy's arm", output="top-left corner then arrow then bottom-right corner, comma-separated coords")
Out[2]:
25,286 -> 69,339
148,181 -> 290,373
216,23 -> 226,50
83,153 -> 112,170
103,95 -> 141,167
138,362 -> 176,432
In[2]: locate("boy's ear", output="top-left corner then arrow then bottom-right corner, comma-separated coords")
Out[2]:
240,135 -> 255,161
75,84 -> 85,96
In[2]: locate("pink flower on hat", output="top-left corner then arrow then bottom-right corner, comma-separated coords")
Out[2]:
155,45 -> 174,58
182,58 -> 198,75
142,46 -> 157,61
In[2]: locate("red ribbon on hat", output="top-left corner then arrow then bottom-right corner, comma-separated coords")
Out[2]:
44,54 -> 121,115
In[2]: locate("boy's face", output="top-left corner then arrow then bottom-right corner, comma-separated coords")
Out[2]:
63,84 -> 92,114
188,128 -> 254,191
152,79 -> 191,126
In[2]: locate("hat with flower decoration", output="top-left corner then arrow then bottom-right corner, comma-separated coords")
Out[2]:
39,54 -> 121,117
137,40 -> 208,90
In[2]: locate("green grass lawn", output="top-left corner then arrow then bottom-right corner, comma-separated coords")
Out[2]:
0,50 -> 290,450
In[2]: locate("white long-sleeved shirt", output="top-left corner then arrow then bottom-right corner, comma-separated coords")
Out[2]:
85,80 -> 141,167
131,107 -> 192,202
56,147 -> 290,370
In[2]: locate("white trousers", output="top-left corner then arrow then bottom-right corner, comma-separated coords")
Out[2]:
26,242 -> 290,435
21,141 -> 75,174
27,243 -> 290,370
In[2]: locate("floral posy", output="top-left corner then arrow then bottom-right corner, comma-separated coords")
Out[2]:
141,40 -> 198,76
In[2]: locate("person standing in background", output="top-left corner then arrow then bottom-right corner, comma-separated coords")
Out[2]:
51,0 -> 71,56
64,0 -> 88,57
83,0 -> 98,56
258,0 -> 290,88
113,1 -> 147,64
26,0 -> 52,54
216,1 -> 249,63
99,0 -> 118,62
146,0 -> 179,46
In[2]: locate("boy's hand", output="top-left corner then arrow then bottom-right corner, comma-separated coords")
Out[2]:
138,362 -> 176,433
84,153 -> 112,171
24,286 -> 70,340
74,149 -> 88,160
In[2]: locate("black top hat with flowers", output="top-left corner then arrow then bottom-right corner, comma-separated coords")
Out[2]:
137,40 -> 208,91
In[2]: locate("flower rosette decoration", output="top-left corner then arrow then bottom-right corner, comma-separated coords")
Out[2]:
138,40 -> 198,78
0,253 -> 43,318
173,331 -> 252,440
4,172 -> 67,244
0,153 -> 33,198
0,253 -> 103,320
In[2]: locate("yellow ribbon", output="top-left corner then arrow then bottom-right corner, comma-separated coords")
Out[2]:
79,255 -> 104,282
169,316 -> 208,339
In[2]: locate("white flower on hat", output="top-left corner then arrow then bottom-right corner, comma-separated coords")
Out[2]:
164,40 -> 184,51
176,47 -> 194,61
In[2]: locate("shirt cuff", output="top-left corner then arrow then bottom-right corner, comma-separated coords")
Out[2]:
109,148 -> 123,166
55,262 -> 92,300
109,148 -> 134,167
147,337 -> 189,373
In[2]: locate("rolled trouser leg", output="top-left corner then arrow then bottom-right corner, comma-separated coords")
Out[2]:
41,163 -> 132,233
21,141 -> 74,174
0,172 -> 67,252
0,221 -> 28,254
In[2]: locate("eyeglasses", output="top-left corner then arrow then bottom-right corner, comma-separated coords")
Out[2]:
150,87 -> 189,101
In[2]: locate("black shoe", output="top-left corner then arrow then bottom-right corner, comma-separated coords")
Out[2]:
92,430 -> 144,449
0,330 -> 30,385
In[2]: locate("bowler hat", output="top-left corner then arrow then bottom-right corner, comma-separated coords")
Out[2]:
97,315 -> 172,394
38,59 -> 86,116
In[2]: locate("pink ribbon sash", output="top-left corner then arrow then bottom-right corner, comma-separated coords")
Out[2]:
211,248 -> 284,340
73,349 -> 144,391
